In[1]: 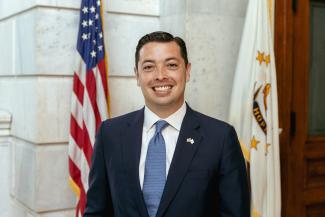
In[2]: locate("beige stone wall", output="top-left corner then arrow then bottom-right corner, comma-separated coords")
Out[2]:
0,0 -> 248,216
160,0 -> 248,120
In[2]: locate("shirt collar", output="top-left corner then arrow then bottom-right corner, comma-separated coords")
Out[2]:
143,102 -> 187,132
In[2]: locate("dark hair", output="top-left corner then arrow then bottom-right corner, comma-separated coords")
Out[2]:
135,31 -> 188,69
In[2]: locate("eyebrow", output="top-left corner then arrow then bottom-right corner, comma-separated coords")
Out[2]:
141,57 -> 179,64
141,60 -> 155,64
165,57 -> 179,62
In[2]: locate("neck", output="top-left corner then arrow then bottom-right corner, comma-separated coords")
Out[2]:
146,101 -> 184,119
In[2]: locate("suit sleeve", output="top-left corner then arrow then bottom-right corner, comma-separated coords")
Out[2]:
218,126 -> 250,217
84,123 -> 114,217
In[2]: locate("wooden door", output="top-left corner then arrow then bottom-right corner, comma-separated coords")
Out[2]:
275,0 -> 325,217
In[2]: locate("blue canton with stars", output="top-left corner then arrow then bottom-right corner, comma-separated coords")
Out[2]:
77,0 -> 105,70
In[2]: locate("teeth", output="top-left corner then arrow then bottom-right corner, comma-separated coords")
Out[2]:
154,86 -> 171,91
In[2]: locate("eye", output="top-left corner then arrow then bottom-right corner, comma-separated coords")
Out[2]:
167,63 -> 178,69
142,64 -> 154,72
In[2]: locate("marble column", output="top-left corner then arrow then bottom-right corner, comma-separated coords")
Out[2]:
0,110 -> 12,217
0,1 -> 80,217
160,0 -> 248,120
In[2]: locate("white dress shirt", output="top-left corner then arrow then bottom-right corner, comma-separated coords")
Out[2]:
139,102 -> 186,189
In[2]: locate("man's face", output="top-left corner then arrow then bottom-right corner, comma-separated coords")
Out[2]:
135,41 -> 191,115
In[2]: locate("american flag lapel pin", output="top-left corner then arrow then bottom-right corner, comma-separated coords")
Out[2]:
186,138 -> 194,144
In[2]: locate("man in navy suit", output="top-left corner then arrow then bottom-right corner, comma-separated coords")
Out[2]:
84,31 -> 250,217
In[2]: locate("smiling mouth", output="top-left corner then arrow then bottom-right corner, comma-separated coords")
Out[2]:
152,85 -> 172,92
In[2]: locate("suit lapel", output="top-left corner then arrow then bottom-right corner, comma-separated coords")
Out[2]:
156,106 -> 203,217
121,108 -> 149,217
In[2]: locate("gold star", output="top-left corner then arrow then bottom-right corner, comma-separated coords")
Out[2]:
265,143 -> 271,155
264,54 -> 271,66
250,136 -> 260,150
256,51 -> 265,65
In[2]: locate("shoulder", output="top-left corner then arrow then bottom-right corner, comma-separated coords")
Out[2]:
187,107 -> 241,163
187,107 -> 238,143
190,108 -> 234,132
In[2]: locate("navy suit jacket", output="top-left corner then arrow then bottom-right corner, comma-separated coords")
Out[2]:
84,105 -> 250,217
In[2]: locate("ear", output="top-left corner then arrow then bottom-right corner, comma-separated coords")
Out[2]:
185,63 -> 191,82
134,67 -> 140,86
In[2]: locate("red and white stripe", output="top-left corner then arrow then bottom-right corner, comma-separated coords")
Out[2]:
69,55 -> 109,217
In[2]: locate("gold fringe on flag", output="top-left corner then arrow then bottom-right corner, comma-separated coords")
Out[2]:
68,176 -> 81,198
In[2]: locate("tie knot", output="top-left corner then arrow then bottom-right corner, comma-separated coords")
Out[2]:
155,120 -> 168,134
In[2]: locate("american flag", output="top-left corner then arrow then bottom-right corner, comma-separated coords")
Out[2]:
68,0 -> 109,216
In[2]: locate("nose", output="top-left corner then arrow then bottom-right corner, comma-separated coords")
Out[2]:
156,65 -> 167,80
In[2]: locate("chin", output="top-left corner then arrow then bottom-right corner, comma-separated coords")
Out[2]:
155,99 -> 183,108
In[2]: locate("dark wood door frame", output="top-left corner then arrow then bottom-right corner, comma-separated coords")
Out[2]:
275,0 -> 294,215
275,1 -> 325,217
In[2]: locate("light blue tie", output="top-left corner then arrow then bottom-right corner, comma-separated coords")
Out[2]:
143,120 -> 169,217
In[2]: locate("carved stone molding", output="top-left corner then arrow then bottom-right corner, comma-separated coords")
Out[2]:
0,110 -> 11,143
